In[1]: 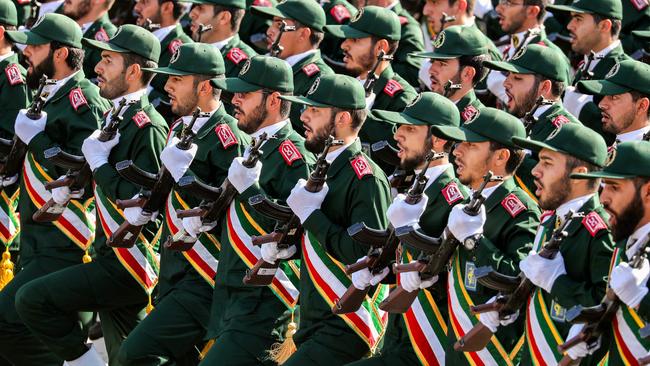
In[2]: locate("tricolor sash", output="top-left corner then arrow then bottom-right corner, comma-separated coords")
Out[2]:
23,153 -> 95,251
165,191 -> 220,287
0,189 -> 19,245
94,184 -> 160,294
302,231 -> 388,351
225,199 -> 299,309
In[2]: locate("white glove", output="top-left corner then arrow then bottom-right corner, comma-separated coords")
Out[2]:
160,142 -> 198,182
519,250 -> 567,293
260,242 -> 296,265
447,204 -> 486,242
228,156 -> 261,193
14,109 -> 47,144
50,177 -> 84,205
181,215 -> 217,238
122,195 -> 158,225
610,259 -> 650,308
286,179 -> 329,224
478,296 -> 519,333
565,324 -> 599,360
386,193 -> 428,229
351,257 -> 389,290
400,263 -> 438,292
0,175 -> 18,187
81,130 -> 120,171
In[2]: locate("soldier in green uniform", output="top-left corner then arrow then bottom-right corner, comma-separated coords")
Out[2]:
319,0 -> 357,74
117,43 -> 249,365
437,108 -> 541,365
62,0 -> 117,81
15,24 -> 168,366
181,55 -> 314,365
251,0 -> 333,136
12,0 -> 30,25
239,0 -> 276,54
347,92 -> 470,366
0,13 -> 110,365
549,0 -> 630,144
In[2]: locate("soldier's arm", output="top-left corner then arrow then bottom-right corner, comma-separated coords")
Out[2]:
0,81 -> 29,138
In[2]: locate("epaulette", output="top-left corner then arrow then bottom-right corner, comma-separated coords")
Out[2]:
132,110 -> 151,128
253,0 -> 272,6
441,182 -> 463,205
582,211 -> 608,237
330,4 -> 351,24
226,47 -> 248,65
501,193 -> 526,218
552,115 -> 570,128
302,63 -> 320,77
69,88 -> 89,112
279,140 -> 303,166
461,105 -> 479,122
351,155 -> 373,179
94,28 -> 109,42
383,79 -> 403,97
168,39 -> 183,54
215,123 -> 238,149
4,64 -> 23,86
630,0 -> 649,11
398,16 -> 408,25
16,0 -> 29,4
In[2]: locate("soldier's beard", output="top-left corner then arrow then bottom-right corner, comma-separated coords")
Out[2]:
347,49 -> 376,78
537,172 -> 572,211
64,0 -> 92,21
26,54 -> 56,90
603,108 -> 636,135
237,97 -> 268,134
609,189 -> 645,242
401,137 -> 434,171
305,116 -> 336,153
171,91 -> 199,117
511,80 -> 541,118
99,72 -> 130,100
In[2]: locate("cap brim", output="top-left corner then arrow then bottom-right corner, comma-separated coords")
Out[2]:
279,95 -> 329,108
142,66 -> 194,76
369,109 -> 426,126
410,51 -> 459,60
512,136 -> 559,154
5,30 -> 49,45
576,79 -> 631,96
251,6 -> 286,20
632,30 -> 650,40
210,77 -> 261,93
570,171 -> 637,179
430,125 -> 467,141
82,38 -> 131,53
483,60 -> 532,75
547,4 -> 587,14
324,24 -> 372,39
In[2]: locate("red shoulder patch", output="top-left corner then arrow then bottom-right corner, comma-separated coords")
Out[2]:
537,41 -> 547,46
582,211 -> 608,237
253,0 -> 272,6
330,4 -> 351,24
302,63 -> 320,77
226,47 -> 248,65
383,79 -> 403,97
4,64 -> 23,86
168,39 -> 183,54
501,193 -> 526,218
94,28 -> 109,42
279,140 -> 303,166
461,105 -> 479,122
552,115 -> 570,128
16,0 -> 29,4
630,0 -> 649,11
441,182 -> 463,205
69,88 -> 88,111
132,111 -> 151,128
540,210 -> 555,224
398,16 -> 408,25
351,155 -> 373,179
215,123 -> 238,149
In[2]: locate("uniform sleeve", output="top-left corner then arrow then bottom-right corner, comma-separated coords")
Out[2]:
0,81 -> 29,138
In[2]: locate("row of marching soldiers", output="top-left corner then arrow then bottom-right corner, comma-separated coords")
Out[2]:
0,0 -> 649,365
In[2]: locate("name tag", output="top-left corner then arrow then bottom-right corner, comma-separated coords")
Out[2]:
550,300 -> 566,322
465,261 -> 477,291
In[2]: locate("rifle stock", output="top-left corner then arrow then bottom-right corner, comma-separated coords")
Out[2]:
475,267 -> 521,294
453,323 -> 494,352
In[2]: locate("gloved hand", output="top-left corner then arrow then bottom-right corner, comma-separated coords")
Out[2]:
0,175 -> 18,187
386,193 -> 428,229
14,109 -> 47,144
228,156 -> 262,193
565,324 -> 599,360
260,242 -> 297,265
123,206 -> 158,226
610,259 -> 650,308
82,130 -> 121,171
351,257 -> 389,290
400,264 -> 438,292
50,177 -> 84,205
478,296 -> 519,333
286,179 -> 329,224
519,250 -> 566,293
160,142 -> 198,182
447,204 -> 486,242
181,215 -> 217,238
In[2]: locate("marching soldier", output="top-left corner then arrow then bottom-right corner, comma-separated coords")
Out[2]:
319,0 -> 357,74
238,0 -> 276,54
0,13 -> 110,365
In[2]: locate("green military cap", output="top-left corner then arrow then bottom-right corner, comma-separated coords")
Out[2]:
252,0 -> 326,32
324,6 -> 400,41
83,24 -> 160,63
571,141 -> 650,179
632,30 -> 650,41
182,0 -> 246,9
436,107 -> 525,148
577,59 -> 650,96
144,43 -> 224,76
0,0 -> 18,27
280,74 -> 365,109
513,123 -> 607,167
410,25 -> 487,59
548,0 -> 622,20
370,92 -> 461,140
6,13 -> 82,48
211,55 -> 293,93
484,44 -> 570,83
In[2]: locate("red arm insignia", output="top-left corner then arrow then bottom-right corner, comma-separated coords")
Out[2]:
383,79 -> 403,97
501,193 -> 526,218
279,140 -> 303,166
215,123 -> 238,149
69,88 -> 88,112
582,211 -> 608,237
351,155 -> 373,179
132,111 -> 151,128
4,64 -> 23,86
441,182 -> 463,205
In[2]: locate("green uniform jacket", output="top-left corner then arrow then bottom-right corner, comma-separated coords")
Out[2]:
520,195 -> 614,366
149,25 -> 193,109
19,71 -> 110,263
621,0 -> 650,54
289,50 -> 334,135
446,177 -> 540,365
0,53 -> 29,140
81,13 -> 117,81
391,2 -> 425,87
474,23 -> 504,94
320,0 -> 357,73
221,34 -> 257,78
239,0 -> 277,54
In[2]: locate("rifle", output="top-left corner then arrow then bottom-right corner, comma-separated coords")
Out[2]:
439,13 -> 456,32
196,23 -> 213,43
363,49 -> 394,97
371,140 -> 415,194
443,80 -> 462,98
166,132 -> 270,250
25,0 -> 42,28
332,151 -> 446,314
379,171 -> 504,313
243,136 -> 344,286
557,233 -> 650,366
270,20 -> 296,58
142,18 -> 161,32
522,96 -> 554,136
642,130 -> 650,142
453,210 -> 582,352
33,99 -> 130,222
107,108 -> 208,248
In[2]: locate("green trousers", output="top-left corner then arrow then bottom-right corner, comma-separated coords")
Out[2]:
344,315 -> 420,366
283,327 -> 368,366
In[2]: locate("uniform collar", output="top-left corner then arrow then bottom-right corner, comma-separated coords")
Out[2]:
251,119 -> 289,140
480,182 -> 503,199
39,0 -> 63,17
153,25 -> 176,42
416,163 -> 453,191
112,89 -> 147,111
180,104 -> 221,134
284,49 -> 317,67
325,138 -> 355,164
533,103 -> 554,119
387,1 -> 399,10
43,70 -> 81,103
510,27 -> 542,48
584,40 -> 621,71
617,125 -> 650,143
0,51 -> 15,64
211,35 -> 235,51
556,193 -> 595,225
626,222 -> 650,260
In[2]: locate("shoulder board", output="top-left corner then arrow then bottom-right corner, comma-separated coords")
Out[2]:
383,79 -> 403,97
330,4 -> 352,24
132,110 -> 151,128
351,155 -> 373,179
582,211 -> 608,237
441,182 -> 464,205
398,16 -> 408,25
226,47 -> 248,65
168,39 -> 183,54
537,41 -> 547,47
552,115 -> 570,128
540,210 -> 555,223
279,140 -> 303,166
501,193 -> 526,218
630,0 -> 649,11
302,63 -> 320,77
69,88 -> 88,112
94,28 -> 109,42
253,0 -> 272,6
16,0 -> 29,4
4,64 -> 23,86
461,105 -> 479,122
215,123 -> 238,149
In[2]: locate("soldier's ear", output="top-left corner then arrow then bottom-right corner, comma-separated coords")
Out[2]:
125,63 -> 142,83
0,26 -> 5,41
374,38 -> 389,56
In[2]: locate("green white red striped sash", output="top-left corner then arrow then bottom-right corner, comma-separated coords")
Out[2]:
301,231 -> 388,350
0,189 -> 19,246
225,199 -> 299,309
165,191 -> 220,287
23,153 -> 95,251
94,184 -> 160,293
